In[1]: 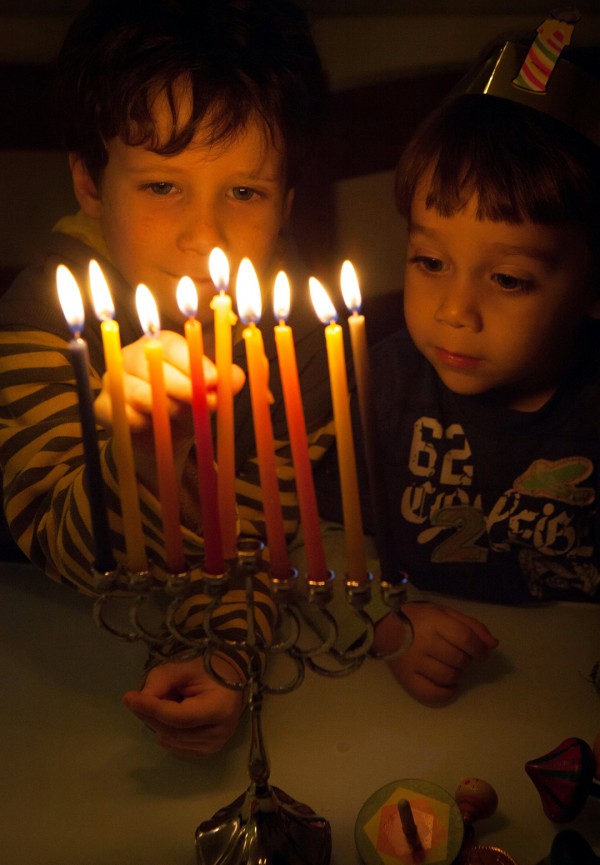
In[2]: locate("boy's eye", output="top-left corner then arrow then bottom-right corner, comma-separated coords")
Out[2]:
230,187 -> 258,201
144,182 -> 176,196
411,255 -> 444,273
492,272 -> 533,293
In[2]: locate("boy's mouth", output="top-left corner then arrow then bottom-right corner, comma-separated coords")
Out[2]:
434,347 -> 482,370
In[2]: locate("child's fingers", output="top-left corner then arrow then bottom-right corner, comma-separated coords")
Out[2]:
442,607 -> 499,654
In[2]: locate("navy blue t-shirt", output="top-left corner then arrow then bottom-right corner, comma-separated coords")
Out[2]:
363,320 -> 600,603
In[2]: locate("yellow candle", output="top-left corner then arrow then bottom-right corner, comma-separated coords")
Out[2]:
341,262 -> 371,427
237,260 -> 291,579
310,277 -> 367,584
135,284 -> 185,575
209,248 -> 237,561
89,261 -> 147,573
273,272 -> 328,582
341,260 -> 398,584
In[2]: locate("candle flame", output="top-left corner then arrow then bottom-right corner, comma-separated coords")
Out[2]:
56,264 -> 85,335
273,271 -> 291,321
209,247 -> 230,292
176,275 -> 199,318
136,284 -> 160,335
341,260 -> 362,313
89,259 -> 116,322
236,258 -> 262,325
309,277 -> 338,324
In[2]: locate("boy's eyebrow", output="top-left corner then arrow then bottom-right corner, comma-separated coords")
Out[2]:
125,164 -> 281,183
409,222 -> 559,265
485,243 -> 558,265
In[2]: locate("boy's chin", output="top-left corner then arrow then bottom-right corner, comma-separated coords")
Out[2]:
431,366 -> 491,399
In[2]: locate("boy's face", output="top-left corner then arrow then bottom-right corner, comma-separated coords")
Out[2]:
72,96 -> 292,329
404,185 -> 595,411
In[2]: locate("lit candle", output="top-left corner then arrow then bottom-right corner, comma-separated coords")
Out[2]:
135,284 -> 186,575
89,261 -> 147,574
341,260 -> 397,583
273,271 -> 328,582
209,248 -> 237,561
56,265 -> 116,574
176,276 -> 224,576
310,277 -> 367,584
236,259 -> 291,579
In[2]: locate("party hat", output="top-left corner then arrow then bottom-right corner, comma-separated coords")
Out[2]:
458,7 -> 600,147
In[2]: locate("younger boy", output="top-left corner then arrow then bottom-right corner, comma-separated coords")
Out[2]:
369,21 -> 600,705
0,0 -> 330,756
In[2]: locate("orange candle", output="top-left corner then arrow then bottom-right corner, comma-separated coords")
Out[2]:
209,248 -> 237,561
310,277 -> 367,584
176,276 -> 224,576
135,284 -> 185,575
236,259 -> 291,579
89,261 -> 147,573
273,271 -> 328,582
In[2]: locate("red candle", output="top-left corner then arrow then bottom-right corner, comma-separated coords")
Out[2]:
273,271 -> 328,582
236,259 -> 291,579
135,284 -> 186,575
209,248 -> 237,561
176,276 -> 224,575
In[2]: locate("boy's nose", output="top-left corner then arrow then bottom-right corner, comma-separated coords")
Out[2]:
176,201 -> 225,254
434,280 -> 482,332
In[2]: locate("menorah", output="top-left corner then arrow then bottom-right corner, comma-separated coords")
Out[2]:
90,539 -> 413,865
57,254 -> 413,863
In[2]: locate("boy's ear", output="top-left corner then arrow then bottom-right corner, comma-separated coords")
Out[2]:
69,154 -> 103,219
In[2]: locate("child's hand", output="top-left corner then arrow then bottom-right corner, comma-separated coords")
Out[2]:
94,330 -> 245,491
374,602 -> 499,706
122,655 -> 246,758
95,330 -> 245,437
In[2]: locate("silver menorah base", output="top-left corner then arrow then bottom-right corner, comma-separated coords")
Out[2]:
195,784 -> 331,865
91,538 -> 412,865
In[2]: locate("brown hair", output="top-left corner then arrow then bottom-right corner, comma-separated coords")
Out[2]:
54,0 -> 327,188
395,38 -> 600,259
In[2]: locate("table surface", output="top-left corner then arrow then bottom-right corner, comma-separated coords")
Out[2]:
2,535 -> 599,865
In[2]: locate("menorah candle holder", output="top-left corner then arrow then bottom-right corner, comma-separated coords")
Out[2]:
90,539 -> 413,865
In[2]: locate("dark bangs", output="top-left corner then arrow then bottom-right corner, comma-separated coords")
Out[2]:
395,95 -> 600,246
54,0 -> 326,187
